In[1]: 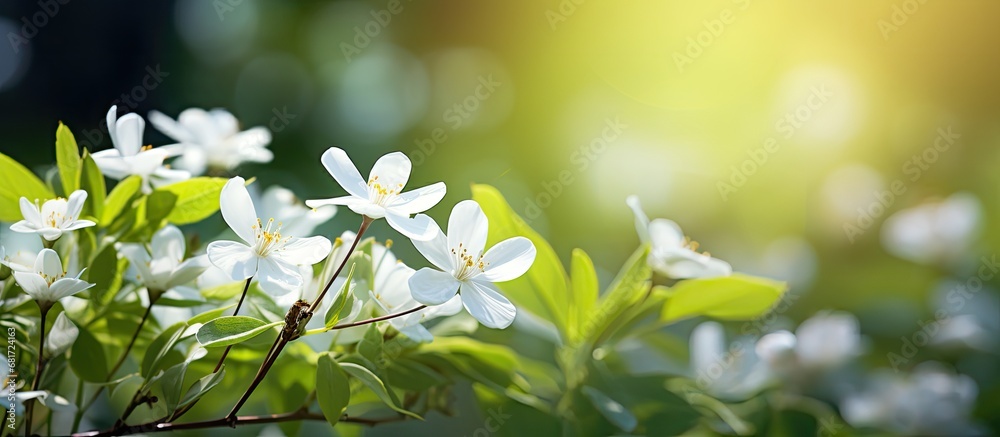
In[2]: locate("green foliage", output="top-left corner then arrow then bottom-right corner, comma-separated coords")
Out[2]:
581,386 -> 637,433
102,175 -> 142,225
340,362 -> 422,419
79,149 -> 106,219
325,264 -> 356,328
316,353 -> 351,426
0,152 -> 53,221
71,327 -> 108,383
86,243 -> 124,306
661,274 -> 787,323
55,122 -> 81,195
154,177 -> 227,225
196,316 -> 282,348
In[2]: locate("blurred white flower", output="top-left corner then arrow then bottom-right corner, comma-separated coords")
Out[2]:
13,249 -> 93,307
119,225 -> 210,301
306,147 -> 445,240
93,106 -> 190,194
255,185 -> 336,238
371,262 -> 461,342
409,200 -> 535,329
840,363 -> 983,435
44,312 -> 78,358
1,228 -> 42,272
9,191 -> 95,242
689,321 -> 773,399
148,108 -> 273,176
880,193 -> 982,265
757,311 -> 862,373
207,177 -> 332,295
626,195 -> 732,279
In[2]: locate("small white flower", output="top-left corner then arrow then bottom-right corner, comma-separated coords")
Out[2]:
207,177 -> 332,295
880,192 -> 982,265
689,321 -> 772,399
45,312 -> 79,358
12,249 -> 94,305
626,195 -> 731,279
755,311 -> 862,374
9,190 -> 96,242
256,185 -> 336,238
371,262 -> 461,343
306,147 -> 446,241
92,106 -> 190,194
119,225 -> 210,300
148,108 -> 273,176
408,200 -> 535,329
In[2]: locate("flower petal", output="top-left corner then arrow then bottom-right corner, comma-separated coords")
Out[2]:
65,190 -> 88,222
167,255 -> 211,289
152,225 -> 186,264
151,167 -> 192,188
651,248 -> 732,279
369,151 -> 411,190
399,324 -> 434,343
320,147 -> 368,199
118,244 -> 154,283
48,278 -> 95,301
62,220 -> 96,231
113,112 -> 145,157
305,195 -> 368,209
18,197 -> 41,225
220,177 -> 258,244
648,219 -> 685,249
257,257 -> 303,295
408,268 -> 460,305
480,237 -> 536,282
9,221 -> 38,233
390,182 -> 446,215
206,240 -> 257,281
148,110 -> 195,143
447,200 -> 488,256
461,280 -> 516,329
386,212 -> 437,241
35,249 -> 63,279
37,228 -> 64,241
13,272 -> 48,300
625,195 -> 650,243
275,236 -> 332,266
411,220 -> 451,271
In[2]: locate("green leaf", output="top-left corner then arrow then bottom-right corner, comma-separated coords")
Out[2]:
471,184 -> 569,335
153,362 -> 188,414
86,244 -> 122,306
178,366 -> 226,408
79,150 -> 106,219
661,274 -> 787,323
55,122 -> 81,195
102,175 -> 142,225
154,177 -> 226,225
200,281 -> 246,301
316,353 -> 351,426
340,362 -> 421,419
196,316 -> 282,348
357,323 -> 384,368
145,189 -> 177,227
569,248 -> 598,340
581,386 -> 637,432
187,304 -> 237,326
325,264 -> 356,328
142,322 -> 186,378
71,327 -> 108,382
0,152 -> 53,221
580,245 -> 651,344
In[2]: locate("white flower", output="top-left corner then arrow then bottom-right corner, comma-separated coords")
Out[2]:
689,322 -> 773,400
148,108 -> 273,176
92,106 -> 190,193
880,193 -> 982,265
256,185 -> 336,238
626,195 -> 731,279
45,312 -> 79,358
306,147 -> 445,241
12,249 -> 94,305
408,200 -> 535,329
207,177 -> 332,295
9,191 -> 95,241
756,311 -> 862,373
119,225 -> 210,300
371,262 -> 461,343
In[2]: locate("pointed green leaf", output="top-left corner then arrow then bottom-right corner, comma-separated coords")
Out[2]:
340,362 -> 421,419
0,152 -> 53,221
179,366 -> 226,408
79,150 -> 106,219
102,175 -> 142,225
86,243 -> 123,306
582,386 -> 637,432
71,326 -> 108,382
661,274 -> 787,323
196,316 -> 281,348
325,264 -> 356,328
154,177 -> 226,225
358,323 -> 384,368
316,353 -> 351,426
55,122 -> 81,195
570,248 -> 598,339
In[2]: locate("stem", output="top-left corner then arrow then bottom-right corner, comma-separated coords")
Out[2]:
224,338 -> 288,422
309,216 -> 372,310
72,409 -> 405,437
304,304 -> 428,336
168,277 -> 254,422
24,305 -> 50,437
70,377 -> 85,433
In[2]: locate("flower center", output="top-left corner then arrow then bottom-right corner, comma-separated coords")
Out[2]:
451,242 -> 488,281
682,236 -> 712,257
367,175 -> 403,206
251,218 -> 289,257
39,269 -> 67,286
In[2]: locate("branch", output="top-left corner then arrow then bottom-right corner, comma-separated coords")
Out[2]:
72,410 -> 406,437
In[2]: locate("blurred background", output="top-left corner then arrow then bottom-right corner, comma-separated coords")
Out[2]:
1,0 -> 998,435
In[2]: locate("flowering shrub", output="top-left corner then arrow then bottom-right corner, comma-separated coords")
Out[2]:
3,105 -> 808,437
